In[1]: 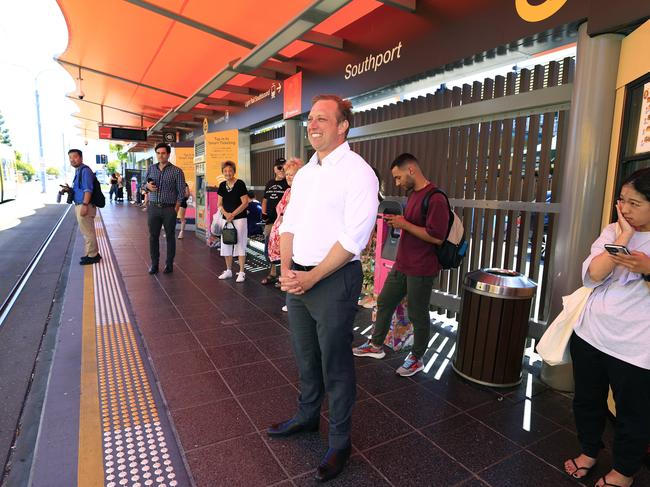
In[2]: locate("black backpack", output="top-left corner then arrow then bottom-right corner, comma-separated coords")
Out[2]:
421,188 -> 467,269
82,166 -> 106,208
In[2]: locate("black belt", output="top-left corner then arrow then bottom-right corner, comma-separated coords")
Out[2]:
292,263 -> 316,272
149,202 -> 176,208
292,261 -> 358,273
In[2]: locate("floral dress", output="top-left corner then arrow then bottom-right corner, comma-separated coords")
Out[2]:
267,188 -> 291,263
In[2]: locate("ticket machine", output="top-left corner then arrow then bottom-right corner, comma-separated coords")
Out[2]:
194,164 -> 208,239
374,199 -> 403,295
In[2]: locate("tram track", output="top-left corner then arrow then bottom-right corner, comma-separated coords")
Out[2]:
0,205 -> 71,330
0,204 -> 77,485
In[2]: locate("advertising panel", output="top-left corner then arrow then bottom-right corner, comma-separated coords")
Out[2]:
635,81 -> 650,155
205,129 -> 239,187
174,146 -> 196,219
284,72 -> 303,119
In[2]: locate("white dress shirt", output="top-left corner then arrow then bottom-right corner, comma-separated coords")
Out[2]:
279,141 -> 379,266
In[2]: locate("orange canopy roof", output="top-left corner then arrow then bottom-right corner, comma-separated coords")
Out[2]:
56,0 -> 382,141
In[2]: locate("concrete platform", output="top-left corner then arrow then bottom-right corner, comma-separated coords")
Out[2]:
6,200 -> 649,487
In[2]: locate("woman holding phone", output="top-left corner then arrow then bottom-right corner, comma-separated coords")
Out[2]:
564,168 -> 650,487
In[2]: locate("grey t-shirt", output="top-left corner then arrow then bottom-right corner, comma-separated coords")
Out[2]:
575,223 -> 650,370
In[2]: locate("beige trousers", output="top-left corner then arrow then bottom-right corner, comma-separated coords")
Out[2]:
75,204 -> 99,257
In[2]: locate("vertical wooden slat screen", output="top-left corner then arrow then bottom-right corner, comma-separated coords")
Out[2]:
250,125 -> 286,145
344,58 -> 573,322
250,148 -> 285,186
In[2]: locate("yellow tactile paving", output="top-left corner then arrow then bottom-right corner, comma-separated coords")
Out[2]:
78,265 -> 105,487
77,217 -> 178,487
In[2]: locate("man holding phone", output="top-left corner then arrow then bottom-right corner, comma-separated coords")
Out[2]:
62,149 -> 101,265
353,153 -> 449,376
144,143 -> 186,274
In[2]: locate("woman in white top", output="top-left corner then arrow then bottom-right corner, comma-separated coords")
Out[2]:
564,168 -> 650,487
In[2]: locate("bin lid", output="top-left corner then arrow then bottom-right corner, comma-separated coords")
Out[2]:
464,268 -> 537,298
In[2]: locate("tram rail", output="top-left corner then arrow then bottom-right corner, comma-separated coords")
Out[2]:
0,205 -> 72,330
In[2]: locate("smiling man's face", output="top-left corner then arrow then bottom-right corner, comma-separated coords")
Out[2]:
307,99 -> 347,160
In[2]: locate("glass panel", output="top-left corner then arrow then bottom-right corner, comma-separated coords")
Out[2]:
623,81 -> 648,158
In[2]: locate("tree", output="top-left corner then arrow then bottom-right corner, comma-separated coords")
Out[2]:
46,167 -> 61,177
16,161 -> 36,181
0,110 -> 11,146
106,160 -> 119,175
109,143 -> 128,167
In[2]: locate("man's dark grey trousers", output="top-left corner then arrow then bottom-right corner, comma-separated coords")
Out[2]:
147,205 -> 177,267
286,261 -> 362,449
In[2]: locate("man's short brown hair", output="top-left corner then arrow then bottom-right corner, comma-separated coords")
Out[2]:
312,94 -> 353,137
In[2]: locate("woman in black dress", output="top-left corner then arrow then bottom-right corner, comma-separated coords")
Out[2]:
216,161 -> 249,282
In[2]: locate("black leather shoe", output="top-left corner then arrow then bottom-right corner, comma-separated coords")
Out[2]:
314,446 -> 351,482
163,264 -> 173,274
148,265 -> 159,275
266,418 -> 319,438
80,254 -> 102,265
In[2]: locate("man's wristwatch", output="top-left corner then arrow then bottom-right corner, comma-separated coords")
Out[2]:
642,274 -> 650,282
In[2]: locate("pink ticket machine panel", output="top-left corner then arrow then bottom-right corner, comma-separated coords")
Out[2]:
374,199 -> 403,295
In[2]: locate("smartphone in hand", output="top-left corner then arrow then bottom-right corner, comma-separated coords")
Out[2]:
604,244 -> 631,256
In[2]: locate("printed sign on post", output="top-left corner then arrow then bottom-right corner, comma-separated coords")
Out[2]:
174,147 -> 196,219
205,129 -> 239,185
284,72 -> 302,119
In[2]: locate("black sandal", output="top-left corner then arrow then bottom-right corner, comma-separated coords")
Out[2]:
596,475 -> 633,487
261,275 -> 277,285
567,458 -> 596,479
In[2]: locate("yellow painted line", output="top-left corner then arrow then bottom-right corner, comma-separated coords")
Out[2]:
78,265 -> 104,487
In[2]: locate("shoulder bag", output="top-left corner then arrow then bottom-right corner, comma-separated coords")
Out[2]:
221,221 -> 238,245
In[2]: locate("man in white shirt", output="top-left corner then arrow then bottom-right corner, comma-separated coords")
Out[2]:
267,95 -> 379,482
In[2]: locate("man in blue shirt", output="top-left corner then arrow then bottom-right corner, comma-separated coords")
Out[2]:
66,149 -> 101,264
246,190 -> 263,236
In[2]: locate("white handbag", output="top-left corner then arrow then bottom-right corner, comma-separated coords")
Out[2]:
537,223 -> 622,366
536,286 -> 592,366
210,208 -> 224,236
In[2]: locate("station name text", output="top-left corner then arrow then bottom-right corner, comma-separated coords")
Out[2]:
345,41 -> 403,80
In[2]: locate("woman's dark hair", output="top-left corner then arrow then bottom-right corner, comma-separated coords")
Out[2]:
222,160 -> 236,172
621,167 -> 650,202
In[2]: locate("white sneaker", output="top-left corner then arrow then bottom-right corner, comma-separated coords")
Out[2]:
218,269 -> 232,279
236,272 -> 246,283
282,305 -> 288,312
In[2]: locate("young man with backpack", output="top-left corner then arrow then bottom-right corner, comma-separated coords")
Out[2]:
353,153 -> 451,376
64,148 -> 102,265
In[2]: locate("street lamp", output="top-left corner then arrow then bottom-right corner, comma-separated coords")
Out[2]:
3,63 -> 59,193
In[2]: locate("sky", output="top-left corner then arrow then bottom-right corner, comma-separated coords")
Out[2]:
0,0 -> 108,171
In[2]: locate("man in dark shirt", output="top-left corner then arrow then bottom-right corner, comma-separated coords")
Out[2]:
144,143 -> 186,275
246,190 -> 263,236
261,158 -> 288,283
353,153 -> 449,377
